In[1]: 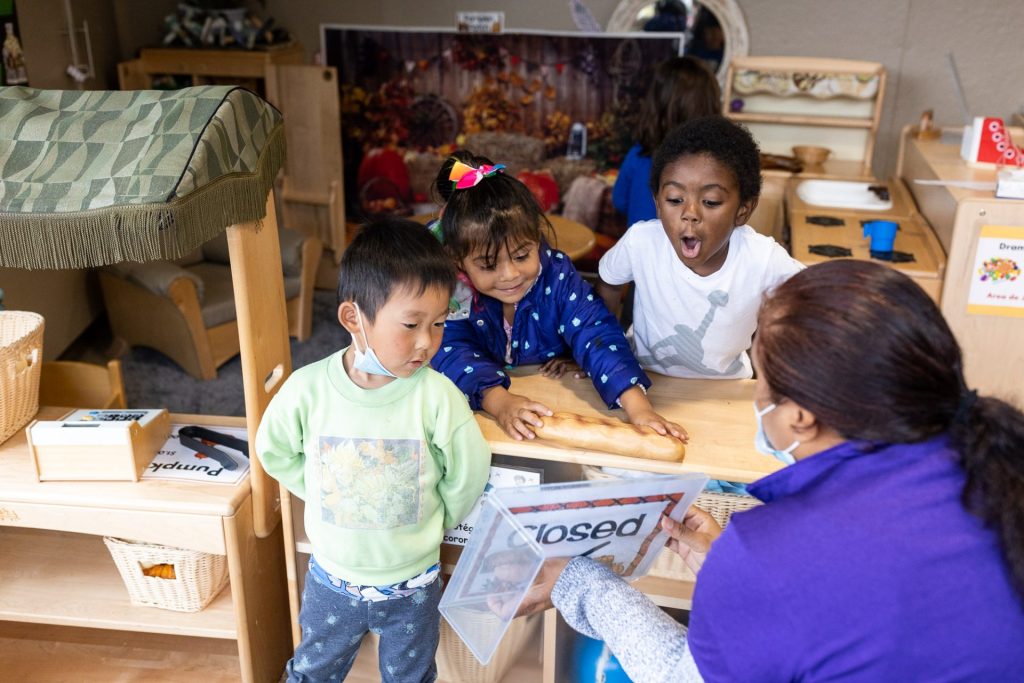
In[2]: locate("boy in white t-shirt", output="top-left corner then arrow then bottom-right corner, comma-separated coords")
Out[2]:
597,117 -> 802,380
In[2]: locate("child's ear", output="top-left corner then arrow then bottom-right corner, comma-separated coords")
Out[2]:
735,197 -> 759,226
337,302 -> 361,336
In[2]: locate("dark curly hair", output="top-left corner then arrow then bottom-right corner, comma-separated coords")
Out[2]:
649,116 -> 762,206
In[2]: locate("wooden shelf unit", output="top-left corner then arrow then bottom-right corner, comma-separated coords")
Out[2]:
0,527 -> 237,639
118,43 -> 304,94
897,124 -> 1024,406
723,56 -> 887,171
0,410 -> 291,682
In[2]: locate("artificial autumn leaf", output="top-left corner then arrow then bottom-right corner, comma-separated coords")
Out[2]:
521,94 -> 534,106
544,85 -> 557,100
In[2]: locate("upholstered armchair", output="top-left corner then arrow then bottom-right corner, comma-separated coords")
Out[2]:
99,229 -> 322,380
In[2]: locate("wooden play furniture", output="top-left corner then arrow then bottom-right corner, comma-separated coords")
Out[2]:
0,410 -> 290,681
39,360 -> 126,409
897,124 -> 1024,406
277,370 -> 777,680
723,56 -> 887,176
785,177 -> 947,302
98,229 -> 322,380
265,65 -> 348,263
117,43 -> 304,95
0,86 -> 295,679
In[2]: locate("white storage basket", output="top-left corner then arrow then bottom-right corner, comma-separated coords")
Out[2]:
103,536 -> 229,612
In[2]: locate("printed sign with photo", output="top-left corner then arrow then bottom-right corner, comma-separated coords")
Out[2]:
967,224 -> 1024,318
142,423 -> 250,485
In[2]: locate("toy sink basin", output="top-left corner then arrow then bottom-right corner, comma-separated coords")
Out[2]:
795,180 -> 894,211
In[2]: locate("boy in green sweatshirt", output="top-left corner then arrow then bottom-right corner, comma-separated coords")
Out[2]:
256,217 -> 491,682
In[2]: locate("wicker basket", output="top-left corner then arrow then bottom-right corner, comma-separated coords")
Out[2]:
366,613 -> 539,683
580,465 -> 761,581
103,537 -> 229,612
437,612 -> 539,683
0,311 -> 44,446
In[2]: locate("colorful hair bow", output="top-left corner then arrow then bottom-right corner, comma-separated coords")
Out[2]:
449,160 -> 506,190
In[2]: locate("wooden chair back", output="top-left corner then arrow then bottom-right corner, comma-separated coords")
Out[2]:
265,65 -> 346,261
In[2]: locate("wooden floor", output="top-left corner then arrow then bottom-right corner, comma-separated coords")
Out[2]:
1,619 -> 543,682
0,622 -> 241,682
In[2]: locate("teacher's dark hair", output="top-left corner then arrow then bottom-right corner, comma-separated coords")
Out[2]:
755,260 -> 1024,600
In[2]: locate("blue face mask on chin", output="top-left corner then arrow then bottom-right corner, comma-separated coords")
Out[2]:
352,303 -> 398,379
754,401 -> 800,466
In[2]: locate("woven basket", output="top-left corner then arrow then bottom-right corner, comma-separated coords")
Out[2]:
103,537 -> 229,612
437,612 -> 539,683
366,613 -> 539,683
580,465 -> 761,581
0,311 -> 44,446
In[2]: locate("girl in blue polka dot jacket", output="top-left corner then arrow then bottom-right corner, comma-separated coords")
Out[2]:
430,152 -> 687,443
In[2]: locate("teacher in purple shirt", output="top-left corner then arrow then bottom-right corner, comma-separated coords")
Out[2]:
522,259 -> 1024,682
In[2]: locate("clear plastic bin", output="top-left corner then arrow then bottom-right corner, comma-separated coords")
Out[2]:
440,473 -> 708,664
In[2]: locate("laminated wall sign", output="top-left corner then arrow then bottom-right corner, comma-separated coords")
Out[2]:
967,225 -> 1024,318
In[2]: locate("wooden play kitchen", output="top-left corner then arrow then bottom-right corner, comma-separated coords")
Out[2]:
786,176 -> 947,302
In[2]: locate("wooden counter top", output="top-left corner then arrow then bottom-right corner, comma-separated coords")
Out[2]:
476,370 -> 779,484
0,408 -> 250,518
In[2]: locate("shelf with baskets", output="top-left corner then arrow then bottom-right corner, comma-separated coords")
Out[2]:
0,527 -> 236,638
0,410 -> 291,682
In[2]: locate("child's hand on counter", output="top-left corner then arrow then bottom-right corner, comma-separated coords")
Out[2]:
539,357 -> 586,379
482,386 -> 553,441
618,386 -> 689,443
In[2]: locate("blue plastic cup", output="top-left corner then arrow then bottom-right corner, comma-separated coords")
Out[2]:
863,220 -> 898,252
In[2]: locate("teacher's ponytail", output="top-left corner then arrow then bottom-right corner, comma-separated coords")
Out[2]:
949,391 -> 1024,600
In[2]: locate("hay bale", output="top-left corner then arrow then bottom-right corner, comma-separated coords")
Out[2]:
463,133 -> 545,175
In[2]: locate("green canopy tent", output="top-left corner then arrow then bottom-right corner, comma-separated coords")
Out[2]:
0,85 -> 291,538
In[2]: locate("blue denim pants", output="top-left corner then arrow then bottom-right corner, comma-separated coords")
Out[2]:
285,567 -> 442,683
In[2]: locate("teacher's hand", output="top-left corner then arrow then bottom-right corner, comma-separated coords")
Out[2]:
487,557 -> 571,619
662,507 -> 722,575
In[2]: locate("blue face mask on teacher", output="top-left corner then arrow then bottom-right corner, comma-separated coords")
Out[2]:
754,402 -> 800,466
352,303 -> 397,378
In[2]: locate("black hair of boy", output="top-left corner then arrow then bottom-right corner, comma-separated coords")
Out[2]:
649,116 -> 763,205
336,217 -> 457,322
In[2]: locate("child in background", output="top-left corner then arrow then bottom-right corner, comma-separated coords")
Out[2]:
598,116 -> 803,381
613,56 -> 720,230
256,218 -> 491,682
430,152 -> 685,444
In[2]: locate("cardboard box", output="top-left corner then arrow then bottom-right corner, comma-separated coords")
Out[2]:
27,409 -> 171,482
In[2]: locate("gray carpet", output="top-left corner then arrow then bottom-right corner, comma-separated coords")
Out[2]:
122,290 -> 351,416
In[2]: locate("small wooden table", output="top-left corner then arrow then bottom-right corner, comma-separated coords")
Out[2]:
545,214 -> 596,261
478,369 -> 779,484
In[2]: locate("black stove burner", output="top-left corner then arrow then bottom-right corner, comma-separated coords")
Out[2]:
809,244 -> 853,258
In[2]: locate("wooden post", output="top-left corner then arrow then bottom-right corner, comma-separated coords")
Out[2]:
226,191 -> 292,538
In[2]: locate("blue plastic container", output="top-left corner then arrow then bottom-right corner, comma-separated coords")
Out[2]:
573,634 -> 633,683
863,220 -> 898,252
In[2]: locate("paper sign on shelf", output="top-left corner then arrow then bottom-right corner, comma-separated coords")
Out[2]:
444,465 -> 543,547
456,11 -> 504,33
142,423 -> 250,485
966,225 -> 1024,318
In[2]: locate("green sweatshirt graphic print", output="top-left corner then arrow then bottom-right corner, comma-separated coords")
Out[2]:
256,349 -> 491,585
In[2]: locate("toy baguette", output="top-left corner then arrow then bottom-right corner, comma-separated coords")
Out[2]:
534,411 -> 685,462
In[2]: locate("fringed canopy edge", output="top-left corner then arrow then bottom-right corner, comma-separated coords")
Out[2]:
0,123 -> 284,270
